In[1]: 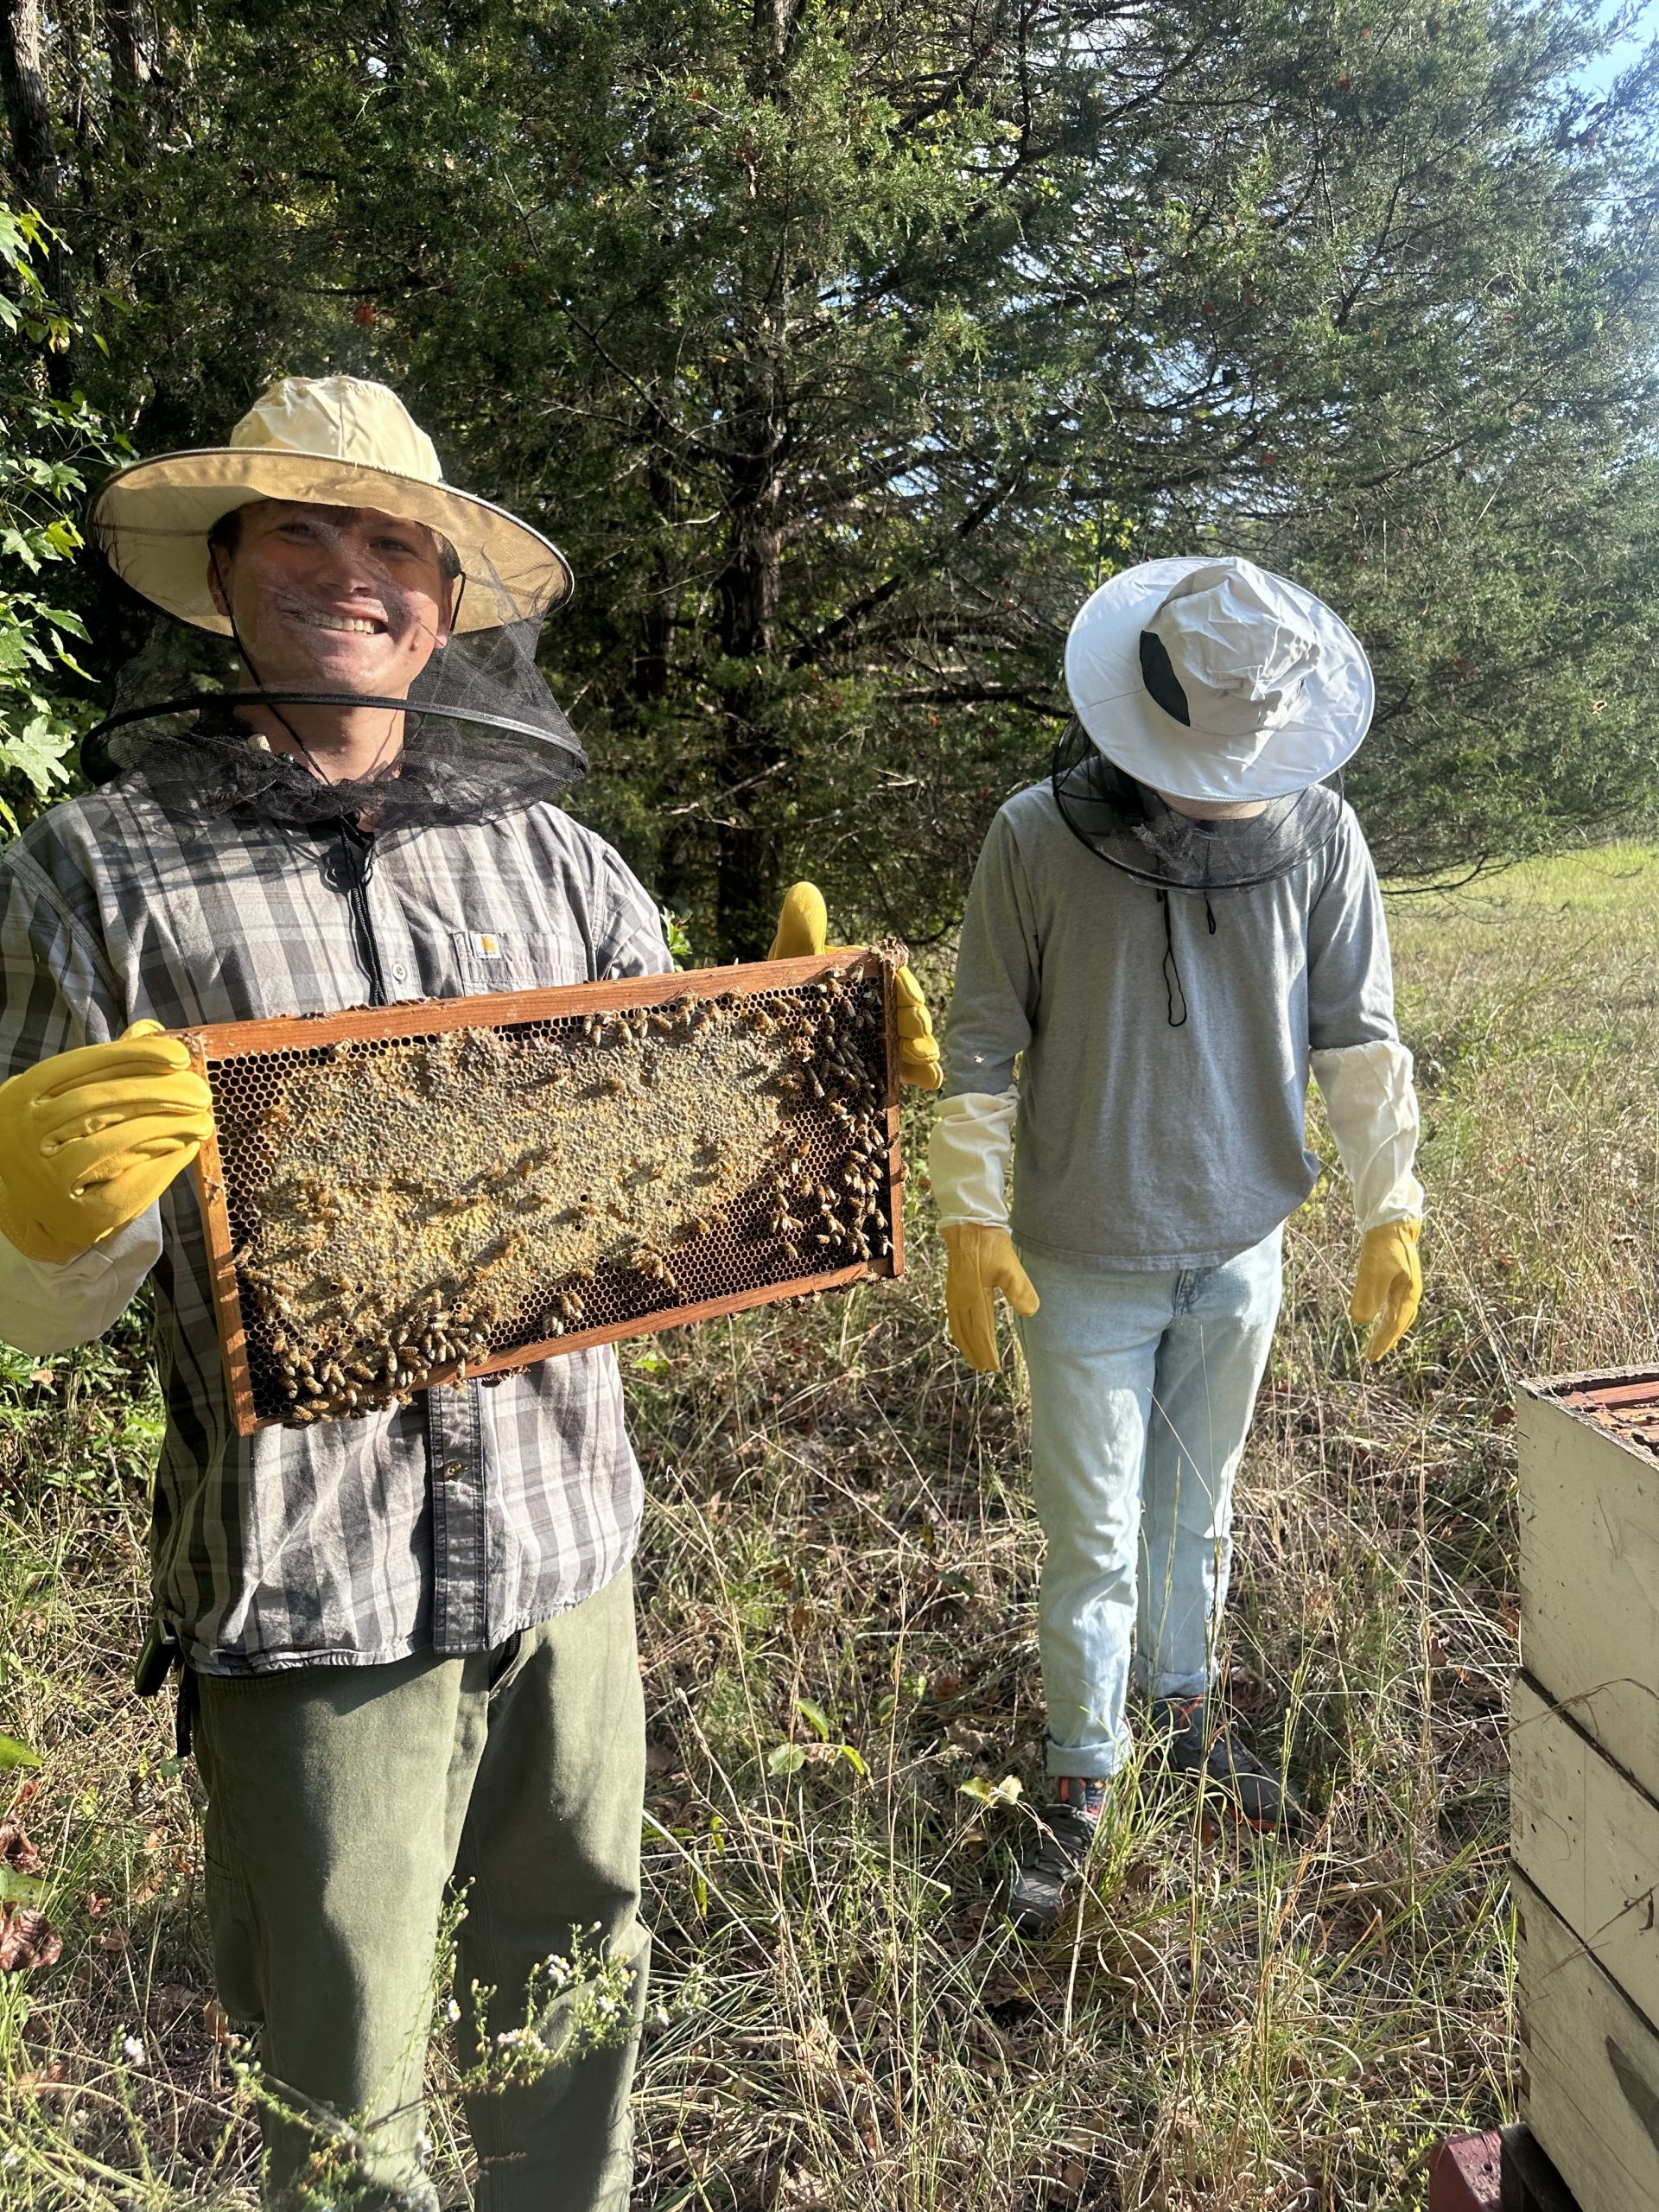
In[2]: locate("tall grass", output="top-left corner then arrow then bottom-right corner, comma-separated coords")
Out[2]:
3,844 -> 1658,2209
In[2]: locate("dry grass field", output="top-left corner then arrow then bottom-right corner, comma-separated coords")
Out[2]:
3,842 -> 1659,2210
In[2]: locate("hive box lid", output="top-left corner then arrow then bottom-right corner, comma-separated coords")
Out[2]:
1521,1367 -> 1659,1463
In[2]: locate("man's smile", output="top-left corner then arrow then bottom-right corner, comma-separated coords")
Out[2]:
286,608 -> 388,636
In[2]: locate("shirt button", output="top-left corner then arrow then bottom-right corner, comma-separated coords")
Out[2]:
391,962 -> 410,983
442,1459 -> 466,1480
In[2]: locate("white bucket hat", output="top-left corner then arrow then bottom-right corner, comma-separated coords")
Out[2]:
1064,555 -> 1374,803
90,374 -> 573,636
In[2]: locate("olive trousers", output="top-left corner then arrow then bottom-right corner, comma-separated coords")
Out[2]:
192,1565 -> 649,2211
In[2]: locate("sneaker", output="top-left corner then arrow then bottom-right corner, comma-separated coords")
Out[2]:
1007,1778 -> 1107,1934
1154,1695 -> 1307,1836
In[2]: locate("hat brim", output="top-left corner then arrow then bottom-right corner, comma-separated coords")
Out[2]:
90,449 -> 574,635
1064,556 -> 1375,802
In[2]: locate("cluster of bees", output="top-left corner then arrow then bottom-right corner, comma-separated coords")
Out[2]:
218,964 -> 898,1429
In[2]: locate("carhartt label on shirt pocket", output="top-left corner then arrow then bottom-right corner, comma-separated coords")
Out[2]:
452,927 -> 518,969
450,927 -> 584,988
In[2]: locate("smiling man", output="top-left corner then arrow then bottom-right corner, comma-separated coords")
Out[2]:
0,377 -> 671,2211
202,497 -> 461,778
0,376 -> 944,2204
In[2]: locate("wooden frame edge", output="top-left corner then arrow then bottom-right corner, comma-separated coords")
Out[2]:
185,950 -> 905,1436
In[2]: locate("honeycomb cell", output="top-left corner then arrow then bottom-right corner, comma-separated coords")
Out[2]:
194,960 -> 900,1430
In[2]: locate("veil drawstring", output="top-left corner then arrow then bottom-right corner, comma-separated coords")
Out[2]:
1155,889 -> 1188,1029
1155,892 -> 1217,1028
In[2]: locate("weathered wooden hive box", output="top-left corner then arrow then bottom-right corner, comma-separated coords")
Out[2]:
1513,1370 -> 1659,2211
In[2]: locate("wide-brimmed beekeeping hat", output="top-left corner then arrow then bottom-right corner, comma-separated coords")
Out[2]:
90,375 -> 572,635
1064,555 -> 1374,804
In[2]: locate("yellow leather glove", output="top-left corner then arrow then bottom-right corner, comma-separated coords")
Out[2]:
1350,1219 -> 1422,1361
942,1224 -> 1040,1372
0,1020 -> 216,1264
768,880 -> 942,1089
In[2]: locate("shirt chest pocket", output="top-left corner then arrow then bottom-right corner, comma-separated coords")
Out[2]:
448,927 -> 592,994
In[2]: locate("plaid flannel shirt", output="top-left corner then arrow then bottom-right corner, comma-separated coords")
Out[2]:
0,776 -> 671,1675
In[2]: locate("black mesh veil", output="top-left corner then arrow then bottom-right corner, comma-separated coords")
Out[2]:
80,514 -> 587,832
1050,718 -> 1342,893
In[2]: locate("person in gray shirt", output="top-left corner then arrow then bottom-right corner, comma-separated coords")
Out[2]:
927,556 -> 1424,1933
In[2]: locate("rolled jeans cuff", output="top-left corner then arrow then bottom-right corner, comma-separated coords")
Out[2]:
1044,1721 -> 1135,1781
1133,1660 -> 1213,1703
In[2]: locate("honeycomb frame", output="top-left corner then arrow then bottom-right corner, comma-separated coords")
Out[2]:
183,950 -> 904,1436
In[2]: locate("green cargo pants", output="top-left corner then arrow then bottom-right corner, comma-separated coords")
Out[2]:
192,1565 -> 648,2211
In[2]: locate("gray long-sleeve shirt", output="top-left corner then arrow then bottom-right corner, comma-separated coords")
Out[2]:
941,783 -> 1400,1268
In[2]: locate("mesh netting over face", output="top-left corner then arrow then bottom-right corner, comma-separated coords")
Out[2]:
1050,719 -> 1343,893
80,507 -> 587,830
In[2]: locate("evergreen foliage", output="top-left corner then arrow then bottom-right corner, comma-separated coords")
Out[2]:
4,0 -> 1658,946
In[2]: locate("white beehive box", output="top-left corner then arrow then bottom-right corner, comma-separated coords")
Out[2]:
1514,1372 -> 1659,2212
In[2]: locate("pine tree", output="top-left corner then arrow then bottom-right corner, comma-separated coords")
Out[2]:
19,0 -> 1659,933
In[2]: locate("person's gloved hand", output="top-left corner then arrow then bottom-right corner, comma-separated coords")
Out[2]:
0,1020 -> 216,1264
768,880 -> 942,1090
942,1224 -> 1040,1371
1350,1219 -> 1422,1361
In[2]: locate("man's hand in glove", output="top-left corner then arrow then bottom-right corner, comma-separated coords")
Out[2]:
0,1021 -> 216,1264
767,880 -> 943,1090
942,1224 -> 1040,1372
1350,1219 -> 1422,1361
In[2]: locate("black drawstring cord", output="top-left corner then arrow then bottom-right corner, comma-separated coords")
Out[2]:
1154,891 -> 1217,1027
333,817 -> 388,1003
1156,889 -> 1189,1028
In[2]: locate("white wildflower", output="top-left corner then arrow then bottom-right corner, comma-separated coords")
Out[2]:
121,2035 -> 147,2068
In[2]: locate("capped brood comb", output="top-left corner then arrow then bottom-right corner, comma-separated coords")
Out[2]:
183,951 -> 905,1434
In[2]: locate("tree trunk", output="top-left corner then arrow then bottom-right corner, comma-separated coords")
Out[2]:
0,0 -> 60,207
1,0 -> 75,356
712,10 -> 792,960
105,0 -> 153,100
712,390 -> 785,960
635,450 -> 702,928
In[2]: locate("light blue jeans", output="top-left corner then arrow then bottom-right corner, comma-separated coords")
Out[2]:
1014,1229 -> 1283,1777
